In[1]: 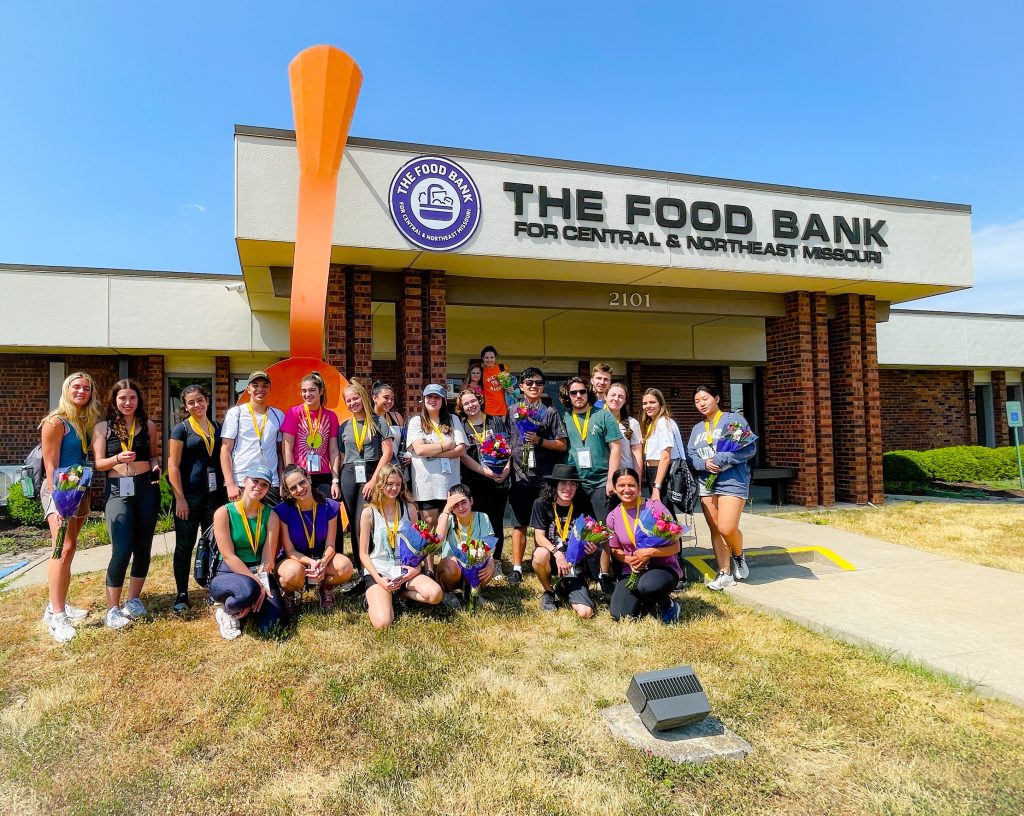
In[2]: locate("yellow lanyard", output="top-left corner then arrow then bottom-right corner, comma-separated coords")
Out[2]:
188,416 -> 215,457
619,501 -> 641,548
352,417 -> 369,454
455,514 -> 474,548
704,411 -> 723,445
120,419 -> 137,453
384,503 -> 400,551
552,502 -> 573,544
468,417 -> 487,445
297,502 -> 317,552
303,403 -> 324,449
429,419 -> 447,442
235,501 -> 263,554
247,403 -> 267,441
572,407 -> 592,442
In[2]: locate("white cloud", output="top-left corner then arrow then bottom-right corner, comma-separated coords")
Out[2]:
186,203 -> 207,215
901,219 -> 1024,315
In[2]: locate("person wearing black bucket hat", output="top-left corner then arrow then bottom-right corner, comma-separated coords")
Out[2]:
528,464 -> 597,618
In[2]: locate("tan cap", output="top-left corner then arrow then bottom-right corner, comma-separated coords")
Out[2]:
247,370 -> 271,385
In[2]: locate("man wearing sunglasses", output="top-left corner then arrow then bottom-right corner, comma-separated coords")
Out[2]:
508,367 -> 568,587
560,376 -> 622,593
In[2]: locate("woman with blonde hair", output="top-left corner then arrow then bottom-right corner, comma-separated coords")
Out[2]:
639,387 -> 685,516
41,371 -> 101,643
359,463 -> 443,629
336,379 -> 394,560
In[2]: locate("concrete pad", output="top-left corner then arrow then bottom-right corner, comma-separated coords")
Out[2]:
602,704 -> 752,764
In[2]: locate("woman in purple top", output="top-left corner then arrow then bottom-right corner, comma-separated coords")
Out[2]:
605,467 -> 682,624
272,464 -> 354,613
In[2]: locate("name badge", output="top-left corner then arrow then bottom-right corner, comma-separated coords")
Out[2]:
527,448 -> 536,470
306,452 -> 321,472
206,467 -> 218,493
440,459 -> 452,475
118,477 -> 135,497
354,460 -> 367,483
576,449 -> 592,469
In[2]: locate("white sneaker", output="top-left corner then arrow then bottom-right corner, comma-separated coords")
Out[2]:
491,562 -> 505,583
732,554 -> 749,581
122,598 -> 147,619
105,606 -> 132,629
48,612 -> 76,644
43,601 -> 89,623
214,606 -> 242,640
706,572 -> 736,591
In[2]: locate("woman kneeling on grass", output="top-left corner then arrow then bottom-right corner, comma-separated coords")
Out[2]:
209,466 -> 286,640
606,468 -> 682,624
434,483 -> 495,610
359,464 -> 443,629
273,464 -> 353,616
530,464 -> 597,619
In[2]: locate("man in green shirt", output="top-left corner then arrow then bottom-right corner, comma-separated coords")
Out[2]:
560,376 -> 622,593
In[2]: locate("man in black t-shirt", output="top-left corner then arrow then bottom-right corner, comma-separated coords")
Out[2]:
507,367 -> 568,587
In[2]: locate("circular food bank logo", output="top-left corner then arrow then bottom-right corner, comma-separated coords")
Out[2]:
389,155 -> 482,251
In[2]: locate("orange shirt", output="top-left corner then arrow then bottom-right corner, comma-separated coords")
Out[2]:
482,364 -> 509,416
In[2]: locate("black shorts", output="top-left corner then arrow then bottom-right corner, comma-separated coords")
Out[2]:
509,481 -> 541,527
535,549 -> 595,610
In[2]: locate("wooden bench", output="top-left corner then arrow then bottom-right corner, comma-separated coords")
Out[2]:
751,467 -> 797,505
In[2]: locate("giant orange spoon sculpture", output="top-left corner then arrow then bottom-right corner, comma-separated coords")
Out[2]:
238,45 -> 363,422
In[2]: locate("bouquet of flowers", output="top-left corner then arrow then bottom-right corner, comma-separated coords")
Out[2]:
50,465 -> 93,559
554,515 -> 611,586
456,535 -> 497,610
479,433 -> 511,476
703,422 -> 758,490
513,403 -> 545,440
396,518 -> 443,570
494,370 -> 517,395
619,501 -> 686,590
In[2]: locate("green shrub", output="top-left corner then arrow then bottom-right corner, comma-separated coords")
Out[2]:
883,445 -> 1022,484
159,473 -> 173,516
6,482 -> 45,526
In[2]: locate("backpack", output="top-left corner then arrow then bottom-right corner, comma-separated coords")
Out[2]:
23,444 -> 44,499
193,524 -> 220,588
665,459 -> 699,515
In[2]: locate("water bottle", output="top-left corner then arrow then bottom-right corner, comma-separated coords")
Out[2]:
20,467 -> 35,499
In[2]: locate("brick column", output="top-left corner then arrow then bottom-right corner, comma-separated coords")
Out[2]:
324,264 -> 348,374
992,370 -> 1009,447
861,298 -> 884,503
764,291 -> 834,506
214,356 -> 230,421
345,268 -> 373,383
578,360 -> 591,379
397,270 -> 425,416
129,355 -> 165,462
829,294 -> 868,503
426,270 -> 447,389
627,361 -> 643,416
719,366 -> 732,411
964,371 -> 977,445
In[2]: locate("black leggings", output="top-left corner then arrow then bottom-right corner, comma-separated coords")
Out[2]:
104,478 -> 161,588
609,566 -> 677,621
339,460 -> 379,560
172,490 -> 221,596
463,471 -> 510,560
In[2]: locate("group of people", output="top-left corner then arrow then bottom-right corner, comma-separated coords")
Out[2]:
38,350 -> 756,644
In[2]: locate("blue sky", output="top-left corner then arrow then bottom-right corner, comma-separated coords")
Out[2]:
1,2 -> 1021,313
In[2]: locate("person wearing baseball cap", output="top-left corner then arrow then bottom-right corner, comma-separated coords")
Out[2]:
208,465 -> 286,639
405,383 -> 468,529
220,370 -> 286,505
528,463 -> 597,618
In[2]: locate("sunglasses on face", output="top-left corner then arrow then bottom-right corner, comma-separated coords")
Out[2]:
569,389 -> 588,396
522,380 -> 544,387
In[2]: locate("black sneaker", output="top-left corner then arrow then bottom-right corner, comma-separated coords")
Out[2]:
507,569 -> 523,587
540,591 -> 558,612
172,594 -> 190,614
599,573 -> 616,595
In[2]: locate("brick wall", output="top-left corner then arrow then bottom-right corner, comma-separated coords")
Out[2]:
396,270 -> 425,416
992,370 -> 1009,447
426,270 -> 447,389
764,291 -> 834,506
829,294 -> 868,503
370,359 -> 400,390
346,267 -> 373,381
214,356 -> 230,422
0,356 -> 50,464
861,298 -> 884,502
624,362 -> 730,431
879,369 -> 976,451
325,264 -> 347,373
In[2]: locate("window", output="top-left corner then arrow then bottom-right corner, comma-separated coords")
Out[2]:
167,376 -> 214,429
48,361 -> 66,410
232,375 -> 250,404
1008,383 -> 1022,408
975,384 -> 995,447
730,380 -> 762,466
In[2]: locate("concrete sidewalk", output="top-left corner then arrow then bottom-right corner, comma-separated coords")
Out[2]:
4,532 -> 175,591
683,511 -> 1024,707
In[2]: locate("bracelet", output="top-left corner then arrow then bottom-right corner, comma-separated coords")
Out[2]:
331,477 -> 340,484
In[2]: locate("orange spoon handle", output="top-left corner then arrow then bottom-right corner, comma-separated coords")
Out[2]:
288,45 -> 363,359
